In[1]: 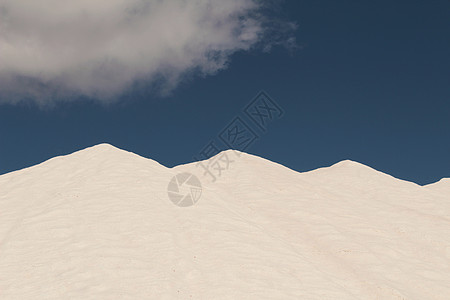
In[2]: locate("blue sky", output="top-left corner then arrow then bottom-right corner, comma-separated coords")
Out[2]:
0,0 -> 449,185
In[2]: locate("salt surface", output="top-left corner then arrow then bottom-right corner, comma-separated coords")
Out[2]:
0,144 -> 449,299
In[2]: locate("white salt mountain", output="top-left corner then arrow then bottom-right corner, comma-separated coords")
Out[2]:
0,144 -> 449,299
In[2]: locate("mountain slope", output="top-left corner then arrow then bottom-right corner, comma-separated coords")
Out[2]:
426,178 -> 450,194
0,144 -> 449,299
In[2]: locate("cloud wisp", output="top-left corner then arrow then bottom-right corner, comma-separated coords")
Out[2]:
0,0 -> 296,105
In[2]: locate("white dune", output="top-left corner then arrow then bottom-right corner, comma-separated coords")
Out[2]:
0,144 -> 449,299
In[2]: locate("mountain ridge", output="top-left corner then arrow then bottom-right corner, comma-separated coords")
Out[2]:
1,143 -> 446,187
0,143 -> 449,299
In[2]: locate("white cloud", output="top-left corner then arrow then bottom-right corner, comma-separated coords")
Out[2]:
0,0 -> 295,105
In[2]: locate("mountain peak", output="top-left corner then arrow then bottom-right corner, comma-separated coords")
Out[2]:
64,143 -> 166,170
331,159 -> 369,169
308,159 -> 378,175
59,143 -> 137,162
0,144 -> 165,179
299,158 -> 419,188
79,143 -> 121,153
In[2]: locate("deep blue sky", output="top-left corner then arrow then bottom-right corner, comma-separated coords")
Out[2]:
1,0 -> 449,185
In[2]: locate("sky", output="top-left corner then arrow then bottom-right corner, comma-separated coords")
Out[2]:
0,0 -> 449,185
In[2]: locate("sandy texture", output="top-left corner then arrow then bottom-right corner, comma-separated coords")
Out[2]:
0,144 -> 449,299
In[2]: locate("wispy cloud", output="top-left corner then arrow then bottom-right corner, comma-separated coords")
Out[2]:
0,0 -> 296,105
